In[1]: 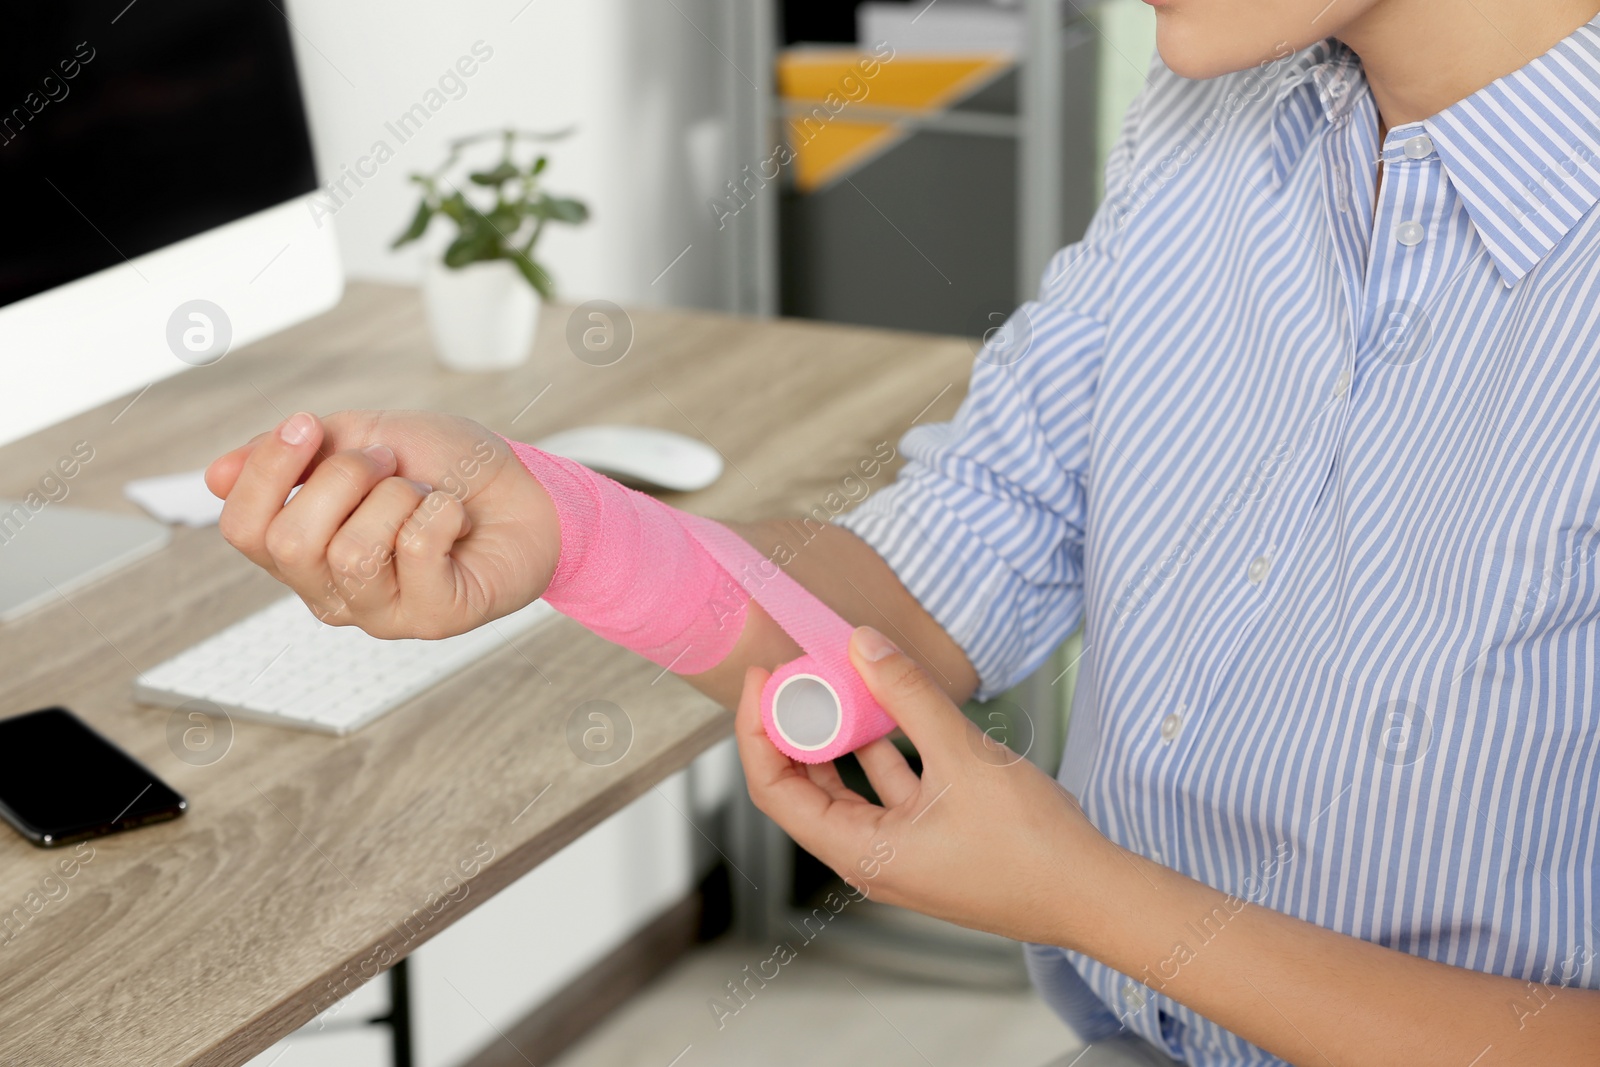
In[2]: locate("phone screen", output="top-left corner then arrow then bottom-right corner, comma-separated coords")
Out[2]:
0,707 -> 186,847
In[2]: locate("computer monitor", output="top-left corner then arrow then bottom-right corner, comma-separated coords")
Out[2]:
0,0 -> 343,449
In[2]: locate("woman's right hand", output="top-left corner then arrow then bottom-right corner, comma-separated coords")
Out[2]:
205,410 -> 560,640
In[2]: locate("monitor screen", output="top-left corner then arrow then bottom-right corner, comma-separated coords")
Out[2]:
0,0 -> 318,310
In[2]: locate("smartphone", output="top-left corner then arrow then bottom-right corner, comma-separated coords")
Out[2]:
0,707 -> 186,847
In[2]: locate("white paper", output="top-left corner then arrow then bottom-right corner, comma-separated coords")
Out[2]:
124,469 -> 225,527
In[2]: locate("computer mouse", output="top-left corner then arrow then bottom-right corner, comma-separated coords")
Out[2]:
532,425 -> 724,493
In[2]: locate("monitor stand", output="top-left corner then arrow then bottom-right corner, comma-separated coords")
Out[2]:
0,502 -> 170,623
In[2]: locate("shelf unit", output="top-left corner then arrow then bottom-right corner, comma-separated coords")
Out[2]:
719,0 -> 1096,316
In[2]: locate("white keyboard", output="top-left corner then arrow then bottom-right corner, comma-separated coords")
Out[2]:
134,596 -> 558,735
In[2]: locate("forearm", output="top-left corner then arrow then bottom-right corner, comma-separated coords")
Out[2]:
683,519 -> 977,709
499,437 -> 974,710
1067,844 -> 1600,1065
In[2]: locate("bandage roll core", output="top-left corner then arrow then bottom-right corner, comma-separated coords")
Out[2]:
768,666 -> 841,752
761,654 -> 896,763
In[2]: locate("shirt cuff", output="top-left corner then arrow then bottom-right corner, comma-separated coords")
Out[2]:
1023,942 -> 1126,1042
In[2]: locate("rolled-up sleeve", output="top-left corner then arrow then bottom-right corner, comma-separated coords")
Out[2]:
833,89 -> 1146,699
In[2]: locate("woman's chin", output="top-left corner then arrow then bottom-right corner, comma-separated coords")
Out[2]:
1155,19 -> 1307,81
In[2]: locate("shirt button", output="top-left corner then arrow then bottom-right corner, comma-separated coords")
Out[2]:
1160,712 -> 1183,743
1396,221 -> 1426,247
1332,369 -> 1352,396
1247,555 -> 1272,584
1121,983 -> 1146,1011
1403,134 -> 1434,159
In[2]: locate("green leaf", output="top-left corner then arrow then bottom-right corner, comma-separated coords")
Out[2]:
468,161 -> 519,186
541,196 -> 589,224
442,227 -> 499,268
391,200 -> 434,249
438,191 -> 470,222
524,194 -> 588,225
486,203 -> 522,236
530,155 -> 548,176
510,253 -> 555,299
454,206 -> 487,240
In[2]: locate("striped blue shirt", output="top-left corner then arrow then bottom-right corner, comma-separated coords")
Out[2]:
835,22 -> 1600,1065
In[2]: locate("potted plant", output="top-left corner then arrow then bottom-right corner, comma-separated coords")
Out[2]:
394,128 -> 590,370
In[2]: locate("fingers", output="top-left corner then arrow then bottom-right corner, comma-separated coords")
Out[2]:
849,627 -> 968,757
208,411 -> 386,504
204,432 -> 269,500
217,413 -> 326,570
392,489 -> 475,630
805,760 -> 862,804
854,737 -> 920,808
325,476 -> 433,614
262,444 -> 398,601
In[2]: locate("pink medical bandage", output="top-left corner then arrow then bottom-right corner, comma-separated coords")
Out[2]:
504,439 -> 897,763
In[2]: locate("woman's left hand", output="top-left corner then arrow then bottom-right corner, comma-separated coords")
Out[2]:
734,626 -> 1121,948
739,634 -> 1600,1067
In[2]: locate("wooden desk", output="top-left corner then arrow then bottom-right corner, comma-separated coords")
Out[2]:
0,283 -> 970,1067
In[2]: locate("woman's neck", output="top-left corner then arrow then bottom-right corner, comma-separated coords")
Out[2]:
1338,0 -> 1600,127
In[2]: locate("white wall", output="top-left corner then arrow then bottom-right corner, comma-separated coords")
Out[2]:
1093,0 -> 1158,188
287,0 -> 741,311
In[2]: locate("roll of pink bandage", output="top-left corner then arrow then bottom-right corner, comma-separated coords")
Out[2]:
504,438 -> 896,763
677,516 -> 897,763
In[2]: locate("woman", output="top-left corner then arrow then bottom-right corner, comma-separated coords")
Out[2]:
207,1 -> 1600,1062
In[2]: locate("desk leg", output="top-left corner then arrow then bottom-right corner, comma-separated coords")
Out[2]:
729,782 -> 793,943
369,957 -> 415,1067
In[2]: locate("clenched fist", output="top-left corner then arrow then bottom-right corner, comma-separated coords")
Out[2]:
205,410 -> 559,640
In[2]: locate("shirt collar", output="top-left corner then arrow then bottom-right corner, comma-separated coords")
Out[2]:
1270,19 -> 1600,287
1269,40 -> 1365,187
1426,17 -> 1600,285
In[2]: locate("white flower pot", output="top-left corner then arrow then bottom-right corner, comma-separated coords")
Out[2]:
422,258 -> 540,371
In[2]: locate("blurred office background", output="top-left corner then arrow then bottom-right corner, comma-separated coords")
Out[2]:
284,0 -> 1154,322
202,1 -> 1156,1065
